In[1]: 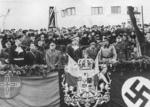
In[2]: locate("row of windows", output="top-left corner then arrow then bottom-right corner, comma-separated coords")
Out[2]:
61,6 -> 122,17
91,6 -> 121,15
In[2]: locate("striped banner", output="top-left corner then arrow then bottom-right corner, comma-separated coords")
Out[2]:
0,72 -> 60,107
48,7 -> 56,28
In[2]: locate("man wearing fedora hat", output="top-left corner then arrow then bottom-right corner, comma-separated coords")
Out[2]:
9,35 -> 27,66
66,38 -> 82,62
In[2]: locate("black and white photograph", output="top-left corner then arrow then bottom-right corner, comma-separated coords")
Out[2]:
0,0 -> 150,107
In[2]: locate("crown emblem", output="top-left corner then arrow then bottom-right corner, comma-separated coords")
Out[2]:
78,58 -> 94,70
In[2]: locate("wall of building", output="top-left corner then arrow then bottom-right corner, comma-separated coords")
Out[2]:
56,0 -> 142,27
0,0 -> 149,29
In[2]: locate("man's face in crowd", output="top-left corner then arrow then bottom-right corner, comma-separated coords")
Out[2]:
128,36 -> 132,41
38,41 -> 43,47
5,41 -> 11,48
83,33 -> 87,37
15,39 -> 21,46
91,32 -> 95,36
90,43 -> 96,49
48,35 -> 53,39
49,43 -> 56,50
131,32 -> 135,35
64,34 -> 68,39
42,29 -> 47,34
34,31 -> 38,35
122,35 -> 127,41
30,43 -> 36,50
31,36 -> 35,41
40,35 -> 45,41
112,33 -> 116,36
116,36 -> 122,42
72,40 -> 77,46
103,39 -> 109,46
20,35 -> 25,42
83,52 -> 88,58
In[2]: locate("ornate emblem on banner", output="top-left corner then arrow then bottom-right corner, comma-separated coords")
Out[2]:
62,57 -> 111,107
0,71 -> 21,99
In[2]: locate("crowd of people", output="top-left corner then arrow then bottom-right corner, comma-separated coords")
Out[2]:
0,25 -> 142,71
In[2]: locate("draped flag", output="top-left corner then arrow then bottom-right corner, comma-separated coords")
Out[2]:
95,52 -> 110,84
65,54 -> 80,77
48,6 -> 56,28
0,72 -> 60,107
94,51 -> 100,74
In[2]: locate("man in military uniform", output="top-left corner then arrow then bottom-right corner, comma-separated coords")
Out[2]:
115,35 -> 126,61
98,38 -> 117,63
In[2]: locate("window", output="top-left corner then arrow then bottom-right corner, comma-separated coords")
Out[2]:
111,6 -> 121,14
61,7 -> 76,17
67,7 -> 76,16
91,7 -> 103,15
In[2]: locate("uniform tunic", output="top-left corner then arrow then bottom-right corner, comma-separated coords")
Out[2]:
85,47 -> 99,60
98,45 -> 117,62
45,49 -> 61,71
115,41 -> 126,60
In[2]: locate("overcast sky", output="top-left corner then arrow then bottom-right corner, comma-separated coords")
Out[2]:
0,0 -> 150,29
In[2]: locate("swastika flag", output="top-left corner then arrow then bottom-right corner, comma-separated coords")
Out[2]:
110,67 -> 150,107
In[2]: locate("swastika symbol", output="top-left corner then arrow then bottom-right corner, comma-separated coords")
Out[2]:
125,79 -> 150,107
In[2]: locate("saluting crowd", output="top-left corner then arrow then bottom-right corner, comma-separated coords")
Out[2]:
0,25 -> 142,71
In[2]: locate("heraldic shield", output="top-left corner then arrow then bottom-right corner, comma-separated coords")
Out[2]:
0,71 -> 21,99
62,55 -> 111,107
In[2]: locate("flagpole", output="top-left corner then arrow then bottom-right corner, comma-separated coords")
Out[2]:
55,6 -> 58,28
1,9 -> 10,31
141,5 -> 144,34
48,7 -> 50,30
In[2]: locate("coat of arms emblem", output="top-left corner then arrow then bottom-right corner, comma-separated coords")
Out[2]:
62,55 -> 111,107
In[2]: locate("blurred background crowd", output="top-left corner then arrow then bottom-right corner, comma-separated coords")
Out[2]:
0,25 -> 149,70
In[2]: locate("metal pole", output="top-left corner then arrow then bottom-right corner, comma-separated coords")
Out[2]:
55,6 -> 58,28
141,6 -> 146,55
48,7 -> 50,30
2,9 -> 10,31
141,6 -> 144,34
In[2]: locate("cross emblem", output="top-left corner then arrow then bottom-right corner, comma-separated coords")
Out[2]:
0,74 -> 21,98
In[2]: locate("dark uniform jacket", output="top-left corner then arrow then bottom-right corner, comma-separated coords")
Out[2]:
26,49 -> 45,65
9,46 -> 27,66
